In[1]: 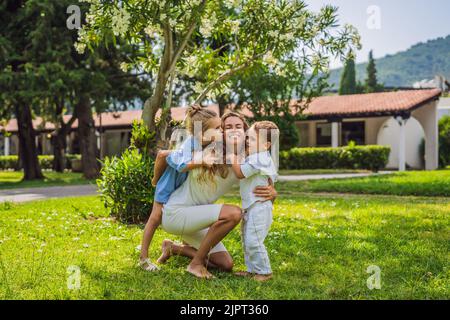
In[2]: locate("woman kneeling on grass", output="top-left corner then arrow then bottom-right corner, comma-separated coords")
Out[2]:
139,111 -> 277,279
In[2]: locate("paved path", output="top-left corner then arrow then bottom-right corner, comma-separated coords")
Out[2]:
0,172 -> 393,203
0,184 -> 98,203
278,171 -> 392,181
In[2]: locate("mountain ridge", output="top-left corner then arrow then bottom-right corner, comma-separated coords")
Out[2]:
328,35 -> 450,88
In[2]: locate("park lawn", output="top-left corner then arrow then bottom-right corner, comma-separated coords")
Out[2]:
0,171 -> 92,190
279,169 -> 370,175
276,170 -> 450,197
0,194 -> 448,300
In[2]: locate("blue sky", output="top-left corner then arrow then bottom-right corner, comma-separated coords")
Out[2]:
305,0 -> 450,68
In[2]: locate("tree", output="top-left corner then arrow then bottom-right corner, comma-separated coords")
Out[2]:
365,50 -> 379,93
339,51 -> 357,95
0,0 -> 151,178
439,115 -> 450,167
79,0 -> 361,152
0,0 -> 44,180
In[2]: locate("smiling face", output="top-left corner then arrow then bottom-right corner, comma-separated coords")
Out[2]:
223,115 -> 246,149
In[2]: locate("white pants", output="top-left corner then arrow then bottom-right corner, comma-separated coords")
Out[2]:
162,203 -> 227,254
241,201 -> 273,275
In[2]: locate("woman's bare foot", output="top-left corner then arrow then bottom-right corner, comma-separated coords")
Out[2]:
234,271 -> 253,277
157,239 -> 173,264
254,274 -> 273,282
187,262 -> 215,279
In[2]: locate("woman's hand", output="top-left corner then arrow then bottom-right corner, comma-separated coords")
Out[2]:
253,178 -> 277,201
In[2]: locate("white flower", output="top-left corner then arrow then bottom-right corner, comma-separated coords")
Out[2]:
74,42 -> 86,54
193,82 -> 204,94
263,51 -> 278,67
269,30 -> 278,38
120,62 -> 129,72
111,6 -> 131,36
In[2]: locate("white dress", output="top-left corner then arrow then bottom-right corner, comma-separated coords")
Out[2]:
162,167 -> 238,253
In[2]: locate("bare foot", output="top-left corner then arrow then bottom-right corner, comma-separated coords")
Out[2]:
187,262 -> 215,279
254,274 -> 273,282
157,239 -> 173,264
234,271 -> 253,277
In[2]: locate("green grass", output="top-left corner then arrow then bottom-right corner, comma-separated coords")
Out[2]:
0,194 -> 448,299
276,170 -> 450,197
0,171 -> 92,190
279,169 -> 370,175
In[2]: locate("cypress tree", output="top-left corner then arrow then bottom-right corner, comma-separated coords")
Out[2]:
339,52 -> 357,95
365,50 -> 379,93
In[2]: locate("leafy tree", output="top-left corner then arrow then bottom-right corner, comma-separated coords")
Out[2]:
79,0 -> 361,151
0,0 -> 151,179
339,51 -> 357,95
0,0 -> 44,180
439,115 -> 450,167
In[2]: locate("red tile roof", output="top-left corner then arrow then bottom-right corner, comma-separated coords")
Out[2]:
0,89 -> 441,132
301,89 -> 441,118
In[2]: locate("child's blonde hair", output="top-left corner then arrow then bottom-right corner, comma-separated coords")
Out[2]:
185,105 -> 228,185
185,105 -> 218,136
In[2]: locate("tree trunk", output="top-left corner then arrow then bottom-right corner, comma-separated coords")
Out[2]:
14,104 -> 43,180
75,96 -> 99,179
51,116 -> 76,173
51,129 -> 67,172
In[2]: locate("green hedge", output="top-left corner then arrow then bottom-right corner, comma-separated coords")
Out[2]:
0,154 -> 81,170
280,145 -> 390,172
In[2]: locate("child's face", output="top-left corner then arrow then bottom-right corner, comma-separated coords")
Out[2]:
247,127 -> 270,154
202,117 -> 222,146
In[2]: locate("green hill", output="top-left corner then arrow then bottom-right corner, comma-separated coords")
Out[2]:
328,35 -> 450,88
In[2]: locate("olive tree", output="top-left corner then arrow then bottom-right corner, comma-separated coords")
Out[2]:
77,0 -> 360,151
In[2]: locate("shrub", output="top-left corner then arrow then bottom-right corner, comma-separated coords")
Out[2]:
0,154 -> 81,170
439,115 -> 450,167
97,121 -> 155,224
280,145 -> 390,172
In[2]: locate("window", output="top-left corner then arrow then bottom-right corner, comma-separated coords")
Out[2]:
341,121 -> 365,145
316,123 -> 331,146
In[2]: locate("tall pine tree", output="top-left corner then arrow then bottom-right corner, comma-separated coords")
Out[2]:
365,50 -> 379,93
339,52 -> 357,95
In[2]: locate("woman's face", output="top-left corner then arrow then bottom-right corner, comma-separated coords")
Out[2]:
223,116 -> 246,151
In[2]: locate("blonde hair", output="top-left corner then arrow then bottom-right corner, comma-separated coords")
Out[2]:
185,105 -> 228,186
185,105 -> 218,136
253,121 -> 279,145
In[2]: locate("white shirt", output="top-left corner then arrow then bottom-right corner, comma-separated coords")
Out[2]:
164,167 -> 238,208
240,151 -> 278,209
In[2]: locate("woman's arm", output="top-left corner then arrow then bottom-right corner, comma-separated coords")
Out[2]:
253,178 -> 277,202
152,150 -> 171,187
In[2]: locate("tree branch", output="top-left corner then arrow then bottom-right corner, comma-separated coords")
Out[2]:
165,0 -> 207,78
194,53 -> 265,105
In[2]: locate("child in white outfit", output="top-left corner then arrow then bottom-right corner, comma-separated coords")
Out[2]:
231,121 -> 279,282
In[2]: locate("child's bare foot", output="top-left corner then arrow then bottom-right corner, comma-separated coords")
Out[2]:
234,271 -> 253,277
187,262 -> 215,279
157,239 -> 173,264
254,274 -> 273,282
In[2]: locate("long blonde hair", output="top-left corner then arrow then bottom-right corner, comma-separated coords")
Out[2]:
185,105 -> 228,186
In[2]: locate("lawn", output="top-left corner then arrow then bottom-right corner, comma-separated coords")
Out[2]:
279,169 -> 370,175
277,170 -> 450,197
0,193 -> 448,299
0,171 -> 92,190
